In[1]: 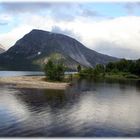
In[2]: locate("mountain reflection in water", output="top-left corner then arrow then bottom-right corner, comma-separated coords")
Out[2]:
0,79 -> 140,137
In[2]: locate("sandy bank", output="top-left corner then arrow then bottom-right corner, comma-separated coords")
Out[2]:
0,76 -> 69,90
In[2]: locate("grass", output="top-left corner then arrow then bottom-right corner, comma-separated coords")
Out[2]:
105,72 -> 140,80
75,70 -> 140,81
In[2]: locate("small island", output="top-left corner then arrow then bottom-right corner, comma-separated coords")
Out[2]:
0,76 -> 69,90
0,59 -> 70,90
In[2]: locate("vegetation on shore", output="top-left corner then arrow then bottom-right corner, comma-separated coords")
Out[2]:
43,57 -> 140,82
77,59 -> 140,80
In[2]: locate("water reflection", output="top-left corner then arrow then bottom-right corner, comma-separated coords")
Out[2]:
17,88 -> 80,109
0,79 -> 140,137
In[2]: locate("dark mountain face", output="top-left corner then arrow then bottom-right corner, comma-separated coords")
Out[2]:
0,29 -> 118,71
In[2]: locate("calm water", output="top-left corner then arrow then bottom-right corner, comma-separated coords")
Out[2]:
0,71 -> 77,77
0,76 -> 140,137
0,71 -> 44,77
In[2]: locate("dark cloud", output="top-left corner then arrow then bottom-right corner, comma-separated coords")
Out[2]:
1,2 -> 78,13
1,2 -> 103,21
1,2 -> 81,21
1,2 -> 53,13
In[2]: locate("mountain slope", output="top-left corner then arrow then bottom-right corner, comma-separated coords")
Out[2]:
0,44 -> 5,54
0,29 -> 118,71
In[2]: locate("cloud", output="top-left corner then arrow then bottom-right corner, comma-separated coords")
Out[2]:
124,3 -> 136,15
0,22 -> 8,25
1,2 -> 102,22
1,2 -> 52,13
94,40 -> 140,59
1,2 -> 81,21
51,25 -> 81,40
0,25 -> 32,49
123,2 -> 140,15
51,16 -> 140,59
77,16 -> 140,59
80,8 -> 103,18
51,26 -> 75,36
0,14 -> 13,25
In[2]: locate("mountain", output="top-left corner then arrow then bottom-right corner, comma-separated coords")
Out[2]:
0,29 -> 118,71
0,44 -> 5,54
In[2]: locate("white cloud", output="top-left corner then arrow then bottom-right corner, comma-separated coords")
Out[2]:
0,25 -> 33,49
0,14 -> 13,25
1,15 -> 140,59
56,16 -> 140,59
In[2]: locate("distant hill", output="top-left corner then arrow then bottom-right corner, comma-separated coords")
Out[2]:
0,29 -> 118,71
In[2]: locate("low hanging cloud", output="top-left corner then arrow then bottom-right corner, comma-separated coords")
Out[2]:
51,25 -> 81,41
52,16 -> 140,59
94,40 -> 140,59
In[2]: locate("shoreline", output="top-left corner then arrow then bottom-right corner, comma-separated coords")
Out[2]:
0,76 -> 69,90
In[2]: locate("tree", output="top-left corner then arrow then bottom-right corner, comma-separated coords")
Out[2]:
106,62 -> 116,72
116,59 -> 128,72
95,64 -> 105,73
55,63 -> 66,81
135,59 -> 140,75
44,59 -> 66,81
77,64 -> 81,72
94,64 -> 105,77
128,60 -> 136,74
44,60 -> 54,80
79,67 -> 94,78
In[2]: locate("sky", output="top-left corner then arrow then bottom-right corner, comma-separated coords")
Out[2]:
0,1 -> 140,59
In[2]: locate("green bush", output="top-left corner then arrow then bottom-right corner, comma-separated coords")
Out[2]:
44,59 -> 66,81
79,67 -> 101,79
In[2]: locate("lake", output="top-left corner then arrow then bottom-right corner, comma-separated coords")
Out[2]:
0,71 -> 44,77
0,71 -> 77,77
0,72 -> 140,137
